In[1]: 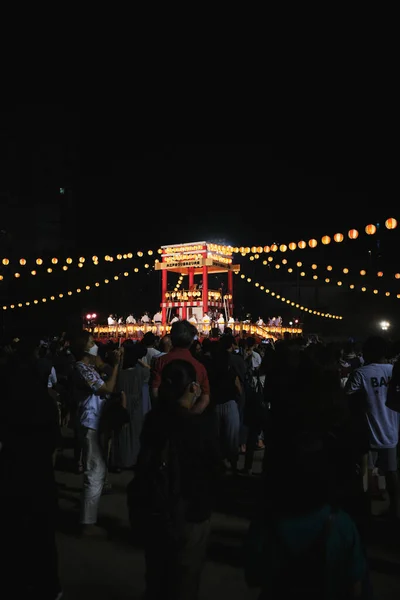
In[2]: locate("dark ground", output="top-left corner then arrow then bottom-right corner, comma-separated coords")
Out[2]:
54,429 -> 400,599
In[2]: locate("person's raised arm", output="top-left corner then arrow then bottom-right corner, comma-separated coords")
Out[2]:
98,349 -> 122,395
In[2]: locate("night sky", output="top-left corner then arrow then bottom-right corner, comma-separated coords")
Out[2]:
1,108 -> 398,340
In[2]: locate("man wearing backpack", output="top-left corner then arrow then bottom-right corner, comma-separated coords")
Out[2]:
129,359 -> 221,600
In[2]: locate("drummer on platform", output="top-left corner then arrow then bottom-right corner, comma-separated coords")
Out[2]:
153,310 -> 162,334
141,312 -> 150,324
217,312 -> 225,334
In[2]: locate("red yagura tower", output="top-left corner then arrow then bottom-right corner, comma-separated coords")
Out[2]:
155,242 -> 240,324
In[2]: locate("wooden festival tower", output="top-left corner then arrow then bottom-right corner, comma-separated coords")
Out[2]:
155,241 -> 240,324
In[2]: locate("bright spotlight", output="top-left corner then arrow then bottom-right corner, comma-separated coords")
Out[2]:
86,314 -> 92,320
92,313 -> 97,319
380,320 -> 390,331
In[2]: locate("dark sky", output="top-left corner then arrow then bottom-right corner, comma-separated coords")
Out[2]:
1,107 -> 399,339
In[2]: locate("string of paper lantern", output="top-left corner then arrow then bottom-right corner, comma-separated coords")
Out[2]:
269,256 -> 400,282
255,256 -> 400,300
264,255 -> 400,283
240,217 -> 398,256
235,270 -> 343,319
1,263 -> 153,311
1,218 -> 398,272
0,250 -> 160,281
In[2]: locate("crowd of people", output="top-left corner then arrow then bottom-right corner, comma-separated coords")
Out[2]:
1,322 -> 400,598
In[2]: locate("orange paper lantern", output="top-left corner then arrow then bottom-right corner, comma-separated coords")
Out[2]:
288,242 -> 296,250
271,244 -> 278,252
334,233 -> 344,243
308,239 -> 317,248
385,217 -> 397,230
348,229 -> 359,240
321,235 -> 331,245
377,271 -> 383,277
279,244 -> 287,252
298,241 -> 306,249
365,224 -> 376,235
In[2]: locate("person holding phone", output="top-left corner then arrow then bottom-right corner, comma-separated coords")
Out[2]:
70,331 -> 123,536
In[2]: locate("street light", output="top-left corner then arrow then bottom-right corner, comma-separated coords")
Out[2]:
380,320 -> 390,331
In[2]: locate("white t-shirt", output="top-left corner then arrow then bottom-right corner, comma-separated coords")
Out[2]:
346,363 -> 399,448
143,347 -> 162,366
153,312 -> 162,322
141,315 -> 150,323
251,350 -> 262,370
126,315 -> 136,324
107,317 -> 116,325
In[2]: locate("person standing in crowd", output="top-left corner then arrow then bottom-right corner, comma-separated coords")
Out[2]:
190,337 -> 203,361
111,343 -> 148,471
345,335 -> 400,520
140,332 -> 162,418
245,336 -> 262,374
157,334 -> 172,358
126,313 -> 136,324
149,334 -> 172,410
206,335 -> 242,474
70,331 -> 122,535
108,314 -> 116,326
227,335 -> 249,455
152,321 -> 210,414
130,359 -> 221,599
244,430 -> 367,599
141,332 -> 162,367
0,337 -> 63,599
244,344 -> 371,598
209,327 -> 220,342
